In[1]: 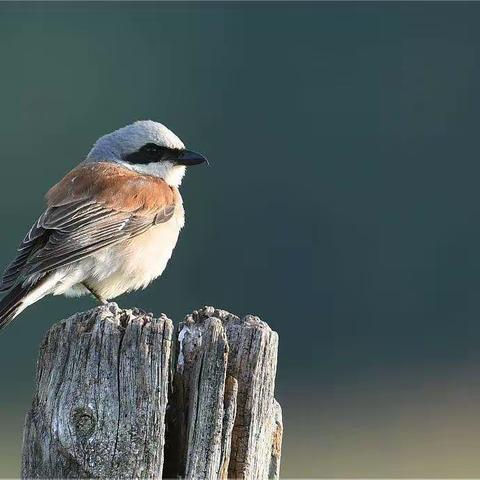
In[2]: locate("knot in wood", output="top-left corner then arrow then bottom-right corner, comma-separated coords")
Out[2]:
72,407 -> 96,437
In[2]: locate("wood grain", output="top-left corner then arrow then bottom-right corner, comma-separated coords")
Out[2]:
22,304 -> 282,479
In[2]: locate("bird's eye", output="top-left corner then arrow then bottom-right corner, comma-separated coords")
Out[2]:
142,143 -> 162,155
124,143 -> 174,165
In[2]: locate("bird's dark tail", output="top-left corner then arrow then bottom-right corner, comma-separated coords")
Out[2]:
0,283 -> 34,331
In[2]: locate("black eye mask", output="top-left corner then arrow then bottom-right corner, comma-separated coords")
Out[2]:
124,143 -> 181,165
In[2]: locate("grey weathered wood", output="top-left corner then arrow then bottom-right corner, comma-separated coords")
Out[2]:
21,303 -> 173,479
219,376 -> 238,479
167,307 -> 282,480
169,316 -> 229,479
269,399 -> 283,479
222,309 -> 280,479
22,304 -> 282,479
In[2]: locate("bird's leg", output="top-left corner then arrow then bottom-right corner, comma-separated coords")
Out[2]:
82,283 -> 108,305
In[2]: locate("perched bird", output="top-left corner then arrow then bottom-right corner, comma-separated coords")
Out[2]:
0,120 -> 207,330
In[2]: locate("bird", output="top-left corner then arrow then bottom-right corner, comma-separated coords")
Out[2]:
0,120 -> 207,330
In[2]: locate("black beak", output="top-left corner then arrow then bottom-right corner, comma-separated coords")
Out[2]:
176,149 -> 209,166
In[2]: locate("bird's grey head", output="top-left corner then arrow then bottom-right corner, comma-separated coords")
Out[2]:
86,120 -> 207,187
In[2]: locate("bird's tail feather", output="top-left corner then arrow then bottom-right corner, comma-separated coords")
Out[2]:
0,283 -> 35,331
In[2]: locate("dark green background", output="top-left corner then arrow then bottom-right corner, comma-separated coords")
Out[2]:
1,2 -> 480,477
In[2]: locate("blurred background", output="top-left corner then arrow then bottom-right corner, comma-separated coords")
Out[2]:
1,2 -> 480,477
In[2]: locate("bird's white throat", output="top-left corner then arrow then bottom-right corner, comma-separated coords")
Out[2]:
116,160 -> 186,187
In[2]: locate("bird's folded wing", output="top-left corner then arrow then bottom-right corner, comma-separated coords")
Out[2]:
0,163 -> 176,291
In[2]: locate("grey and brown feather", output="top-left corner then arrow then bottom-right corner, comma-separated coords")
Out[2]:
0,184 -> 176,292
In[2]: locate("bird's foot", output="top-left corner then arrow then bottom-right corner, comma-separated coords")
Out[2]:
82,282 -> 108,305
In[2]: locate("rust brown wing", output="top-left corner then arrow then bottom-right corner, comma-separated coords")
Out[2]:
0,163 -> 176,290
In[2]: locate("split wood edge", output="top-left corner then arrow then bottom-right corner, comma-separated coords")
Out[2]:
21,304 -> 283,479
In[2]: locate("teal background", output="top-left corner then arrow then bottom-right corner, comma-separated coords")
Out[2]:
2,2 -> 480,477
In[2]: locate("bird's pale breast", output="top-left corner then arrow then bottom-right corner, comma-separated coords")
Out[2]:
60,198 -> 185,300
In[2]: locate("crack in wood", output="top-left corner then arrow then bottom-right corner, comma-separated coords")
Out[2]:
21,304 -> 282,479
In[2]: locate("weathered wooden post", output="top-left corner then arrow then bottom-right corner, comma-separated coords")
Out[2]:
21,304 -> 282,479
